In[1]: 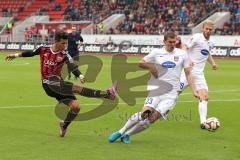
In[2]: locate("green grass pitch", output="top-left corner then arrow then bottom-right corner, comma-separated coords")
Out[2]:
0,52 -> 240,160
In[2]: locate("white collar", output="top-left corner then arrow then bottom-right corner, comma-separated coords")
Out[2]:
50,47 -> 61,54
163,47 -> 175,54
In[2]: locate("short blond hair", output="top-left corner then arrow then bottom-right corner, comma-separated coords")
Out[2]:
203,20 -> 214,27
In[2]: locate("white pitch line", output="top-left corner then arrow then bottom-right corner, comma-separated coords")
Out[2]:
178,99 -> 240,102
0,104 -> 53,109
1,99 -> 240,109
7,62 -> 30,66
181,89 -> 240,95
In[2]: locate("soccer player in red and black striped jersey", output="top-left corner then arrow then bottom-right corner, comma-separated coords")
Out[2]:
5,31 -> 117,137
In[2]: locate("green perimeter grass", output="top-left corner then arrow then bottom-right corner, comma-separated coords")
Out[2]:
0,53 -> 240,160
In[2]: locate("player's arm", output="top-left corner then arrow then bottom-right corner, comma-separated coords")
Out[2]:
139,59 -> 158,78
183,53 -> 199,98
67,62 -> 85,83
5,47 -> 41,61
182,40 -> 195,68
139,49 -> 158,78
184,67 -> 199,98
182,34 -> 199,52
65,54 -> 85,83
182,44 -> 189,51
207,54 -> 218,70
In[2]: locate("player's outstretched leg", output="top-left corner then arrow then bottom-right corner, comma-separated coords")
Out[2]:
121,134 -> 130,144
121,119 -> 150,144
108,112 -> 142,143
119,109 -> 159,144
106,81 -> 118,100
108,131 -> 122,142
72,81 -> 118,100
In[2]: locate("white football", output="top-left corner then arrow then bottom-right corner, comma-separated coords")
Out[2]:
205,117 -> 221,132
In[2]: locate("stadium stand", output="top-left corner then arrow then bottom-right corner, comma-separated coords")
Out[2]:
0,0 -> 27,17
0,0 -> 239,42
112,0 -> 239,35
214,0 -> 240,35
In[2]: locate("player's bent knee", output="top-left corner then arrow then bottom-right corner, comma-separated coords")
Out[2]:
204,94 -> 208,100
199,89 -> 208,100
141,110 -> 152,120
149,112 -> 160,123
72,85 -> 81,93
199,94 -> 208,101
69,100 -> 80,113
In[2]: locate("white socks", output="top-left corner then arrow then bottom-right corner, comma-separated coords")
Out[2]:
119,112 -> 142,134
125,119 -> 150,136
198,100 -> 208,124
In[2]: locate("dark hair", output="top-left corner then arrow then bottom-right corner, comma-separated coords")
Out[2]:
164,31 -> 176,41
54,31 -> 68,42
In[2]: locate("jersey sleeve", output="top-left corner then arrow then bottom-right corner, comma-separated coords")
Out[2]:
65,52 -> 74,64
65,52 -> 82,77
143,49 -> 157,62
186,35 -> 197,49
32,46 -> 42,55
21,45 -> 42,57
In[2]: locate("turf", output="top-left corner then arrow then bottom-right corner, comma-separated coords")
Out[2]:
0,52 -> 240,160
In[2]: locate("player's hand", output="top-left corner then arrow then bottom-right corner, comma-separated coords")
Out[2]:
5,54 -> 17,61
212,63 -> 218,70
193,90 -> 199,99
79,74 -> 85,84
149,65 -> 162,78
149,68 -> 158,78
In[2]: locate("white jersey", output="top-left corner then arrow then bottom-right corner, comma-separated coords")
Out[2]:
144,47 -> 190,96
186,33 -> 214,74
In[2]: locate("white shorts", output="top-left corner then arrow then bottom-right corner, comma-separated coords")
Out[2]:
179,72 -> 208,92
144,95 -> 177,119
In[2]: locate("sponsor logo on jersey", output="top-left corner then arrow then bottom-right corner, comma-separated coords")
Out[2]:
45,60 -> 55,66
201,49 -> 209,56
57,56 -> 63,62
162,61 -> 176,68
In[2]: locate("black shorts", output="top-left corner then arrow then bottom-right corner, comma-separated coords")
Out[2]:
69,50 -> 80,61
42,75 -> 77,105
73,55 -> 80,61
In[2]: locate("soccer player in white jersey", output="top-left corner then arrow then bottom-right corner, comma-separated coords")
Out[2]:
108,32 -> 199,144
179,20 -> 218,129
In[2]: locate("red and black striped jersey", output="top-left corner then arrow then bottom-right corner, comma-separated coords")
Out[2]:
31,45 -> 73,80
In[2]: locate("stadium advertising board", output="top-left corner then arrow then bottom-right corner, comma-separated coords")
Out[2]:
84,44 -> 102,53
0,42 -> 240,57
21,43 -> 35,50
6,43 -> 20,50
229,47 -> 240,56
82,35 -> 240,47
0,43 -> 6,50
